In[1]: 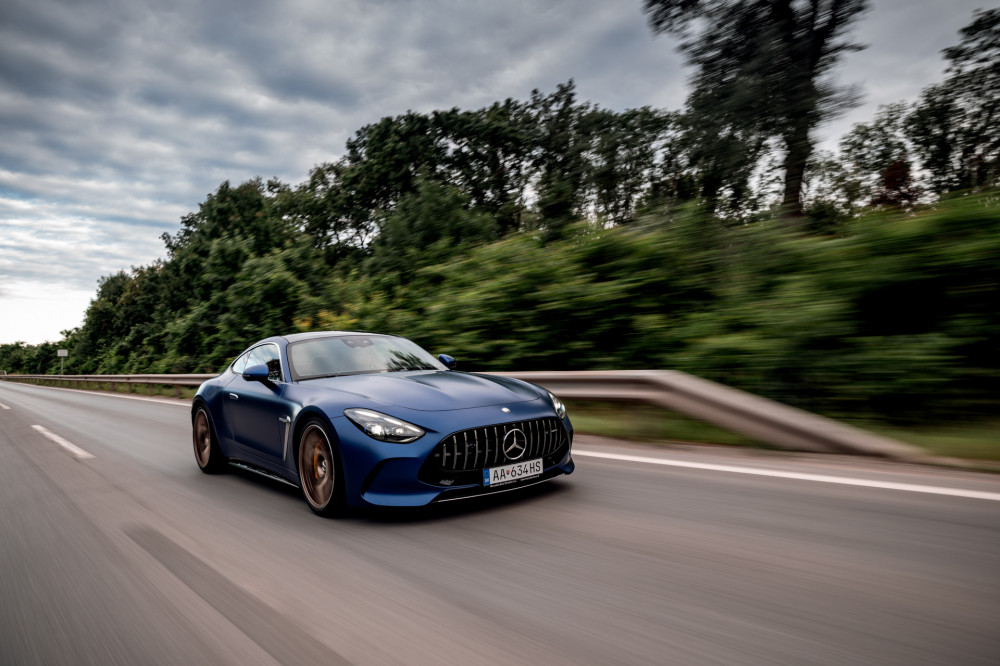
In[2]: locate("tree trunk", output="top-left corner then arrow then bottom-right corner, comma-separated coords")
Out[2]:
781,118 -> 811,221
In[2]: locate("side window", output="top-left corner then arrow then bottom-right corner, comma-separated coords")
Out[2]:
231,351 -> 251,375
247,344 -> 283,382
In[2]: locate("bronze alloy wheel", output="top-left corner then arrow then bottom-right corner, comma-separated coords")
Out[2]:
192,407 -> 222,473
298,422 -> 339,514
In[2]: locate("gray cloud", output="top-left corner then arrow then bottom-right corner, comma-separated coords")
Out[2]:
0,0 -> 987,343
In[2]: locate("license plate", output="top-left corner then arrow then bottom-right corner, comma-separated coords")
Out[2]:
483,458 -> 543,487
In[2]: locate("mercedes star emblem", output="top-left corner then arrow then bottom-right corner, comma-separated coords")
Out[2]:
502,428 -> 528,460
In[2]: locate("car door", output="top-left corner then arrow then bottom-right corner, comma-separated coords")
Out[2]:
224,343 -> 288,462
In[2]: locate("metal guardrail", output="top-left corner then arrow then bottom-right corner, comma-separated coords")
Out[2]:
0,373 -> 210,397
496,370 -> 927,461
0,369 -> 927,460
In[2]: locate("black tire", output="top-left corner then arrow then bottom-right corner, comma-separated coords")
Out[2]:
192,406 -> 225,474
297,419 -> 344,516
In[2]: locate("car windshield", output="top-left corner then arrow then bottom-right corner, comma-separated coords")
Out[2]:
288,335 -> 446,380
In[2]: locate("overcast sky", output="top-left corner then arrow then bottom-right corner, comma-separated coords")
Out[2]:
0,0 -> 989,345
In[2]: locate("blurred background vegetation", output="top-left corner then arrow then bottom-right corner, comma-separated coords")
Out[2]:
1,5 -> 997,436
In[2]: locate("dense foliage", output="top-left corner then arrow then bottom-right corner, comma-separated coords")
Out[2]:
2,9 -> 997,427
3,189 -> 996,425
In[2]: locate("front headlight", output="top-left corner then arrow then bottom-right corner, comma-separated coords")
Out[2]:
547,391 -> 567,419
344,408 -> 425,443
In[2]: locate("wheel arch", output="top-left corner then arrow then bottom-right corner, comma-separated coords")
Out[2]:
291,407 -> 341,475
191,395 -> 209,419
293,407 -> 348,515
191,395 -> 233,460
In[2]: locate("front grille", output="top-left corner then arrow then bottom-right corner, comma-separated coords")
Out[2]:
434,418 -> 567,472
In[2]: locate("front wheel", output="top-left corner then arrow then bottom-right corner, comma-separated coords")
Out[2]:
297,419 -> 344,516
192,406 -> 224,473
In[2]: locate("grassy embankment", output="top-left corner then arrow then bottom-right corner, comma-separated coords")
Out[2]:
565,400 -> 1000,463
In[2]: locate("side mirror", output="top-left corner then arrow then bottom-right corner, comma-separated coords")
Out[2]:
242,363 -> 269,382
438,354 -> 457,370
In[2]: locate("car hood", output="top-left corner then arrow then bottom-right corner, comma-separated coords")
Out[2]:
301,371 -> 541,411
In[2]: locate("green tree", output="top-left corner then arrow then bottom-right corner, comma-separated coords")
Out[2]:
368,176 -> 498,280
580,107 -> 677,225
338,112 -> 447,239
837,103 -> 921,208
909,9 -> 1000,192
677,105 -> 769,215
527,82 -> 591,237
434,100 -> 534,235
274,168 -> 370,258
644,0 -> 869,218
0,342 -> 30,374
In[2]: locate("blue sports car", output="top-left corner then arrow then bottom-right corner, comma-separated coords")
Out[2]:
191,331 -> 575,514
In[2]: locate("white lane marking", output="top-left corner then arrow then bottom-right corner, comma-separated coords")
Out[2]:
0,401 -> 10,410
574,449 -> 1000,502
6,382 -> 189,407
31,425 -> 96,460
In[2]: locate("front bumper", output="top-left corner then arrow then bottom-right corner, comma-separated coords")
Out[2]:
329,401 -> 574,508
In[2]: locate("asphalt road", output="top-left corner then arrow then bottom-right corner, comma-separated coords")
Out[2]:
1,380 -> 998,665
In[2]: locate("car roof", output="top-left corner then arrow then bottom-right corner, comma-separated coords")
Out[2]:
278,330 -> 395,343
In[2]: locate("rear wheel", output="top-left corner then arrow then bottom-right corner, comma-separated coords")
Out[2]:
192,406 -> 224,473
298,419 -> 344,516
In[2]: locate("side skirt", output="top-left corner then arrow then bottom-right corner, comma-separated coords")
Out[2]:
228,461 -> 299,489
